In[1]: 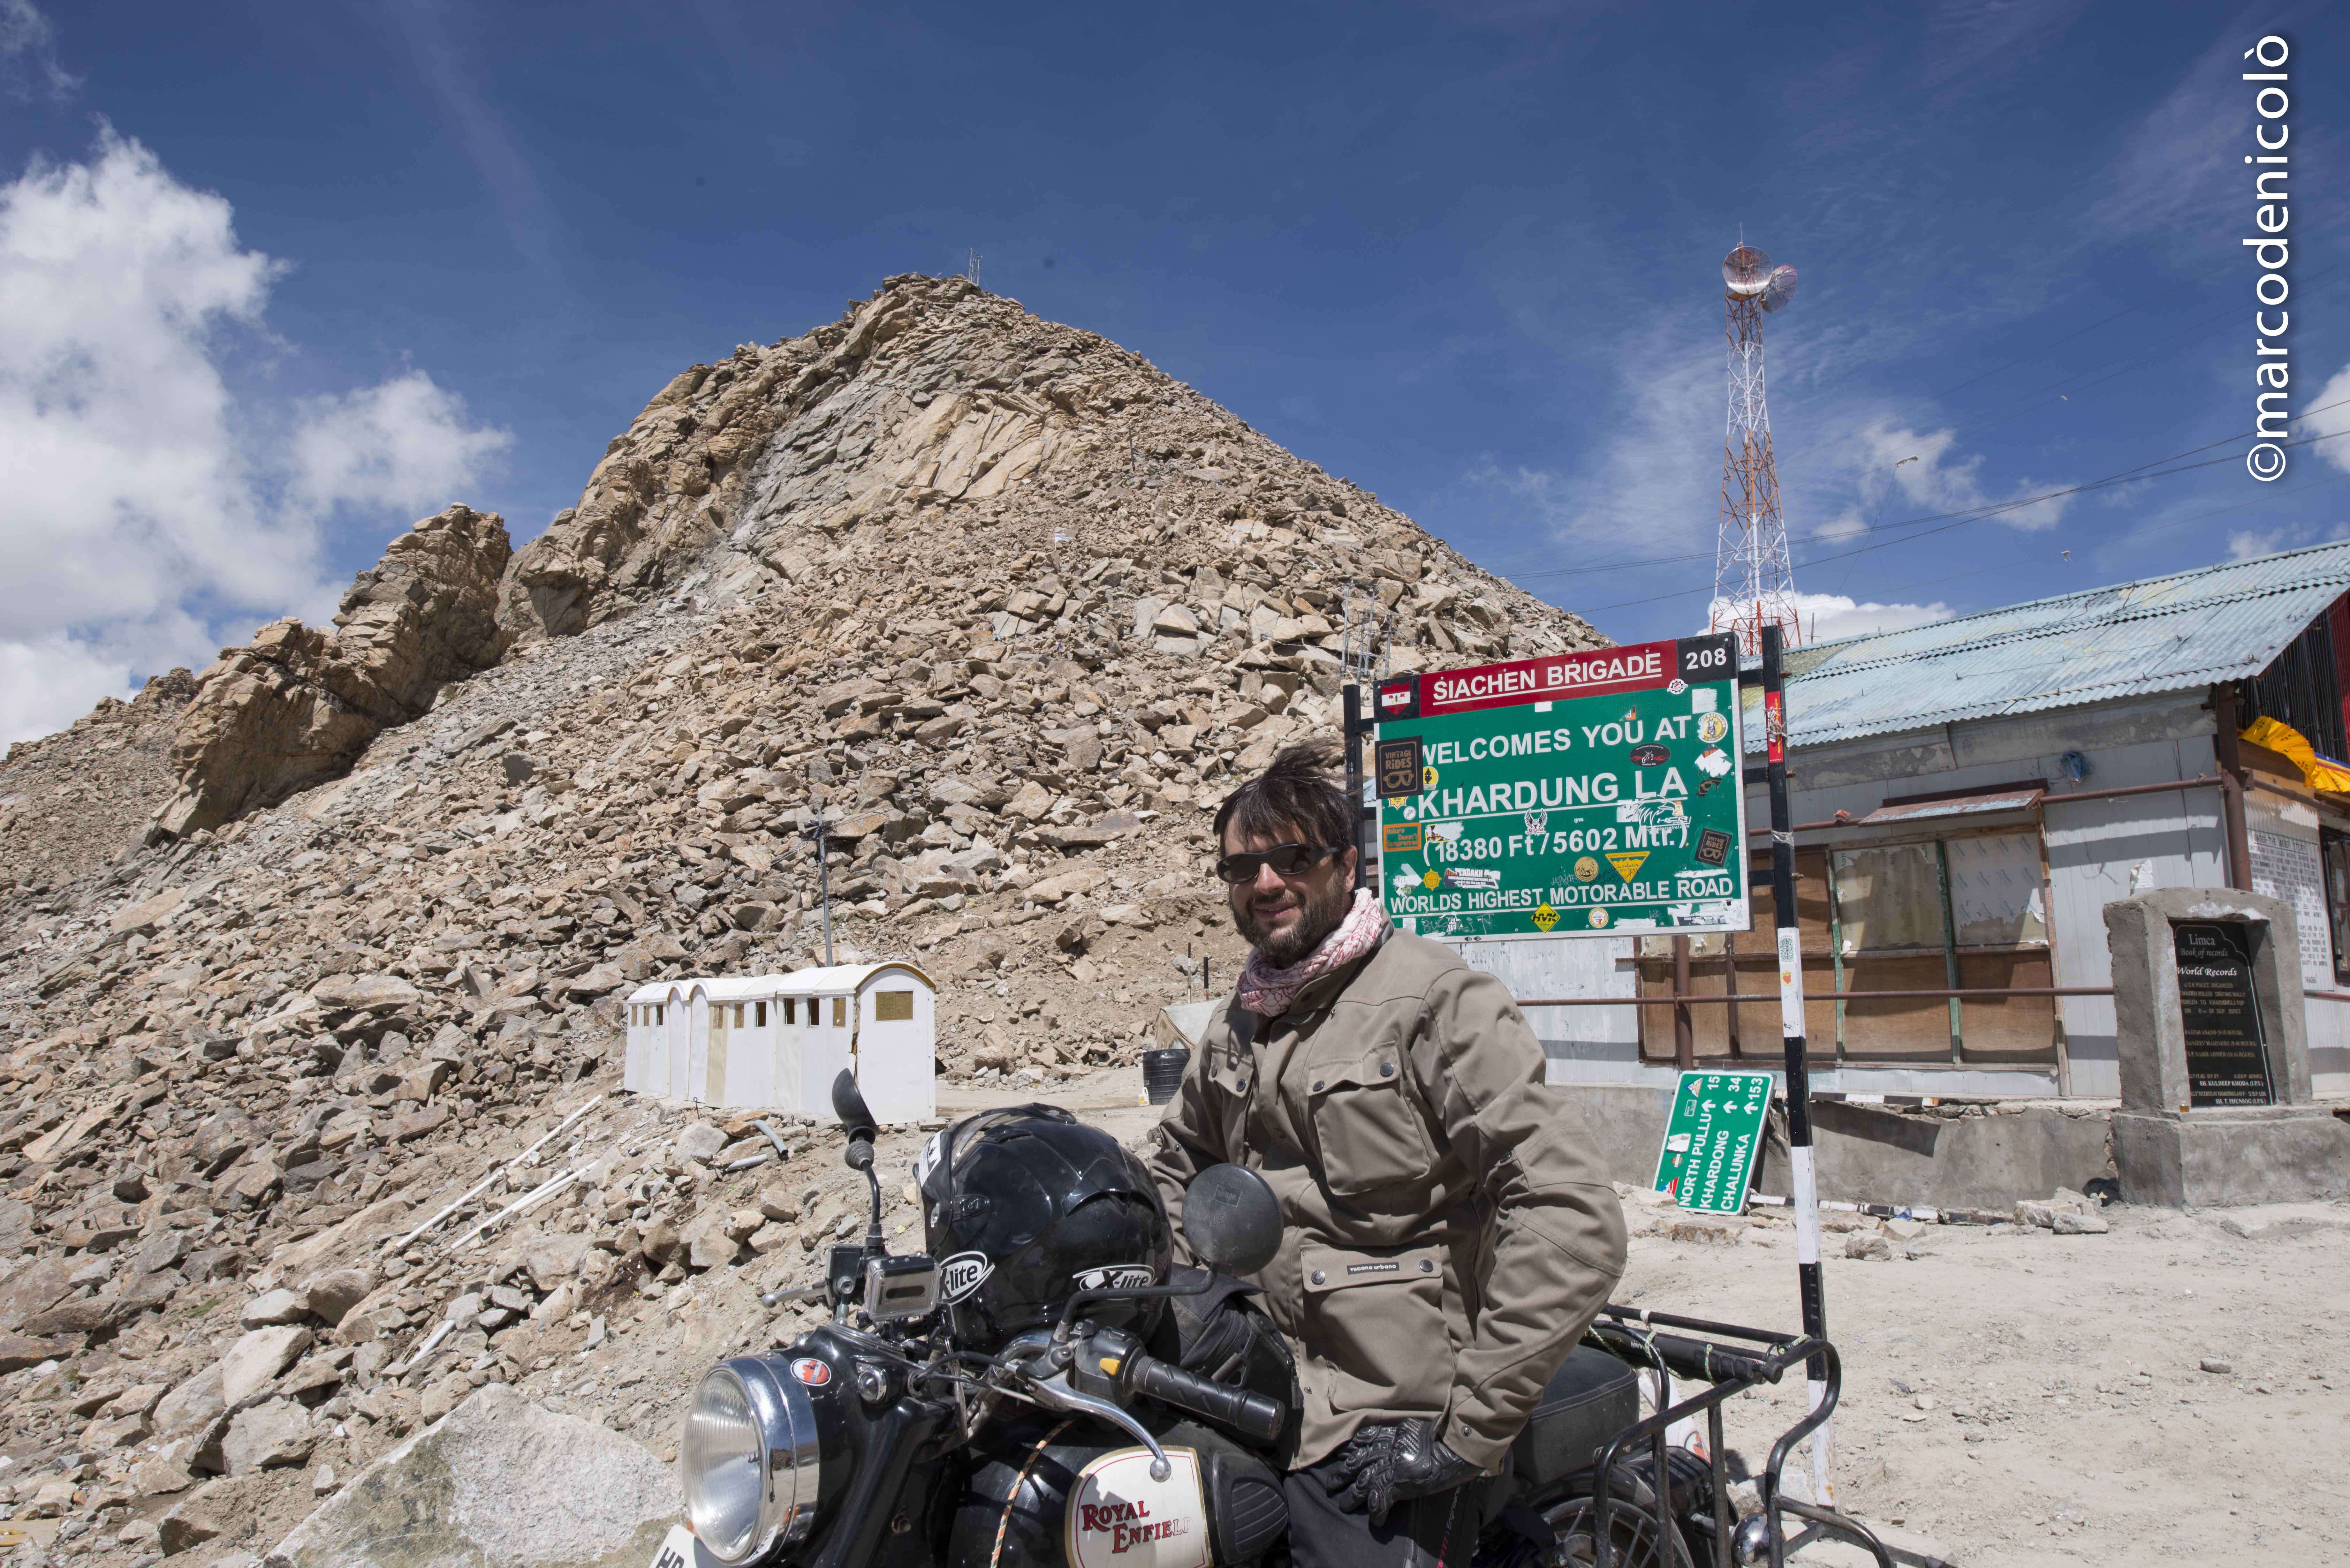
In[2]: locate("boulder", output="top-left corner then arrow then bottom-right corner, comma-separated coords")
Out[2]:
0,1332 -> 68,1375
159,1485 -> 228,1554
109,885 -> 187,935
222,1398 -> 317,1474
296,1268 -> 373,1327
687,1217 -> 743,1270
0,1253 -> 71,1331
241,1288 -> 308,1328
191,1109 -> 261,1178
312,974 -> 423,1012
221,1324 -> 313,1406
153,1365 -> 225,1436
522,1234 -> 592,1293
674,1122 -> 727,1163
155,505 -> 513,838
262,1383 -> 675,1568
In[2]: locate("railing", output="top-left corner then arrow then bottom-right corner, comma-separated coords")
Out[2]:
1518,988 -> 2115,1005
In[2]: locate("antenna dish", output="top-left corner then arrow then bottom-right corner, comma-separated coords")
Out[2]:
1723,244 -> 1772,296
1759,263 -> 1799,313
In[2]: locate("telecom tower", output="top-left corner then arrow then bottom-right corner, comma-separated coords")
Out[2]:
1709,243 -> 1801,656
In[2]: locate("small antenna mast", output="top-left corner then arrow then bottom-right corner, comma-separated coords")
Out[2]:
967,249 -> 982,287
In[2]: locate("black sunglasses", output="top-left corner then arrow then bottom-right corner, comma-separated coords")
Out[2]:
1215,843 -> 1345,885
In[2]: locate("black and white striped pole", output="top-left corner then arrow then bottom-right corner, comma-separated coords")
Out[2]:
1760,622 -> 1831,1501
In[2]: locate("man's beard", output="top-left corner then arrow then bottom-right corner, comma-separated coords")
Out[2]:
1234,875 -> 1353,968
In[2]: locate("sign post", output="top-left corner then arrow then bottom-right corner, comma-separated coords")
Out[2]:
1761,622 -> 1831,1504
1363,634 -> 1749,940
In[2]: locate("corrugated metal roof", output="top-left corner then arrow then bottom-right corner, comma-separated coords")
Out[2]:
1740,541 -> 2350,750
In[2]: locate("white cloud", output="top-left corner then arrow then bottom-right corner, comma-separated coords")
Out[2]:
0,129 -> 509,747
1467,331 -> 1722,551
2308,359 -> 2350,477
289,372 -> 513,519
0,0 -> 75,102
1816,416 -> 2073,534
0,632 -> 133,745
1778,590 -> 1953,644
2227,521 -> 2349,562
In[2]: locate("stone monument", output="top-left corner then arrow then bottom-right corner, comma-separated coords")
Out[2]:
2104,887 -> 2349,1205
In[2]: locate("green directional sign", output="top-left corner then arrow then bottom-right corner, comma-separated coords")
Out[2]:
1655,1069 -> 1774,1213
1371,635 -> 1750,940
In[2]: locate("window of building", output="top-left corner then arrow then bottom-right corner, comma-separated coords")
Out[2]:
1637,826 -> 2055,1066
757,1001 -> 768,1027
874,990 -> 915,1022
783,998 -> 797,1024
832,996 -> 847,1027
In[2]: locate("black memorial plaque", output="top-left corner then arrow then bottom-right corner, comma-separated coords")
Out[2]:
2172,920 -> 2274,1108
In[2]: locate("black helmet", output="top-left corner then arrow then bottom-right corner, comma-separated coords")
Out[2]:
919,1104 -> 1172,1351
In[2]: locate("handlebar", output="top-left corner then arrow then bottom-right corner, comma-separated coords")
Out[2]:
1123,1352 -> 1286,1444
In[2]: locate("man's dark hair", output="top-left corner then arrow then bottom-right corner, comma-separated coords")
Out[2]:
1215,742 -> 1354,853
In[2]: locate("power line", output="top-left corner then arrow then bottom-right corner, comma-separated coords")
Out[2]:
1509,394 -> 2350,582
1564,423 -> 2350,616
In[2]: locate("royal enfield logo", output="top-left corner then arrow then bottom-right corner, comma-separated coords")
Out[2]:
790,1357 -> 832,1387
1065,1448 -> 1210,1568
938,1251 -> 993,1303
1079,1498 -> 1186,1554
1072,1264 -> 1157,1292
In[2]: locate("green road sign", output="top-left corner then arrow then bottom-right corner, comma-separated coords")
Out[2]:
1371,635 -> 1750,940
1655,1069 -> 1774,1213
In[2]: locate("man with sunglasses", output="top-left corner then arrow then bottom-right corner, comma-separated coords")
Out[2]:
1146,743 -> 1626,1568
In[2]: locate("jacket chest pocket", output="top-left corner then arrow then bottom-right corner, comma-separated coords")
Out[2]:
1300,1244 -> 1451,1416
1304,1046 -> 1433,1196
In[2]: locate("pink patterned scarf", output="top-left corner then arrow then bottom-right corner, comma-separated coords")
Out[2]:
1237,889 -> 1390,1017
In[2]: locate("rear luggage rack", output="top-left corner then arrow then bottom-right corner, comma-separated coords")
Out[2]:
1582,1305 -> 1893,1568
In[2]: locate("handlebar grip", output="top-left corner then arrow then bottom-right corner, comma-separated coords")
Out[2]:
1588,1323 -> 1780,1386
1126,1354 -> 1285,1444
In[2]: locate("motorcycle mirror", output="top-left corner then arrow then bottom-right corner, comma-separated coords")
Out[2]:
1181,1164 -> 1282,1277
831,1069 -> 878,1143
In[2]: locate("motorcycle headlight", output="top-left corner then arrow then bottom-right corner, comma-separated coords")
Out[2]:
682,1358 -> 823,1564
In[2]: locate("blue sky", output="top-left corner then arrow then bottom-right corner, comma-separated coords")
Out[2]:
1,0 -> 2343,741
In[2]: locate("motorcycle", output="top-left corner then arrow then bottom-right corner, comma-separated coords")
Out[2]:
651,1073 -> 1894,1568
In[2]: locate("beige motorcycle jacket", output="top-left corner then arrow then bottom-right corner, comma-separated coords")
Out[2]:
1145,928 -> 1627,1473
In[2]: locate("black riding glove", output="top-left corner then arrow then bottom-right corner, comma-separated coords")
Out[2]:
1325,1419 -> 1484,1526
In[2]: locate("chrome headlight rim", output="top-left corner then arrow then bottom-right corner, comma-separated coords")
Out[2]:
684,1357 -> 822,1565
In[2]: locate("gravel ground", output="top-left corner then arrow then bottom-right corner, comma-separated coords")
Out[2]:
1617,1192 -> 2350,1564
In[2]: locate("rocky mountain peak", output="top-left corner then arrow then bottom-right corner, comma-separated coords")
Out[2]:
0,279 -> 1604,1539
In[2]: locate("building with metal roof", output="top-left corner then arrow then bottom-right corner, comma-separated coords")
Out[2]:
1539,543 -> 2350,1105
1745,540 -> 2350,753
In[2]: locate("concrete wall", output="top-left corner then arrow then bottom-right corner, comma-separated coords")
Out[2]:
1553,1082 -> 2116,1211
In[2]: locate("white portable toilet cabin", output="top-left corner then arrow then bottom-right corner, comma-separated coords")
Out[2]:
771,963 -> 937,1126
623,976 -> 795,1110
623,962 -> 936,1123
